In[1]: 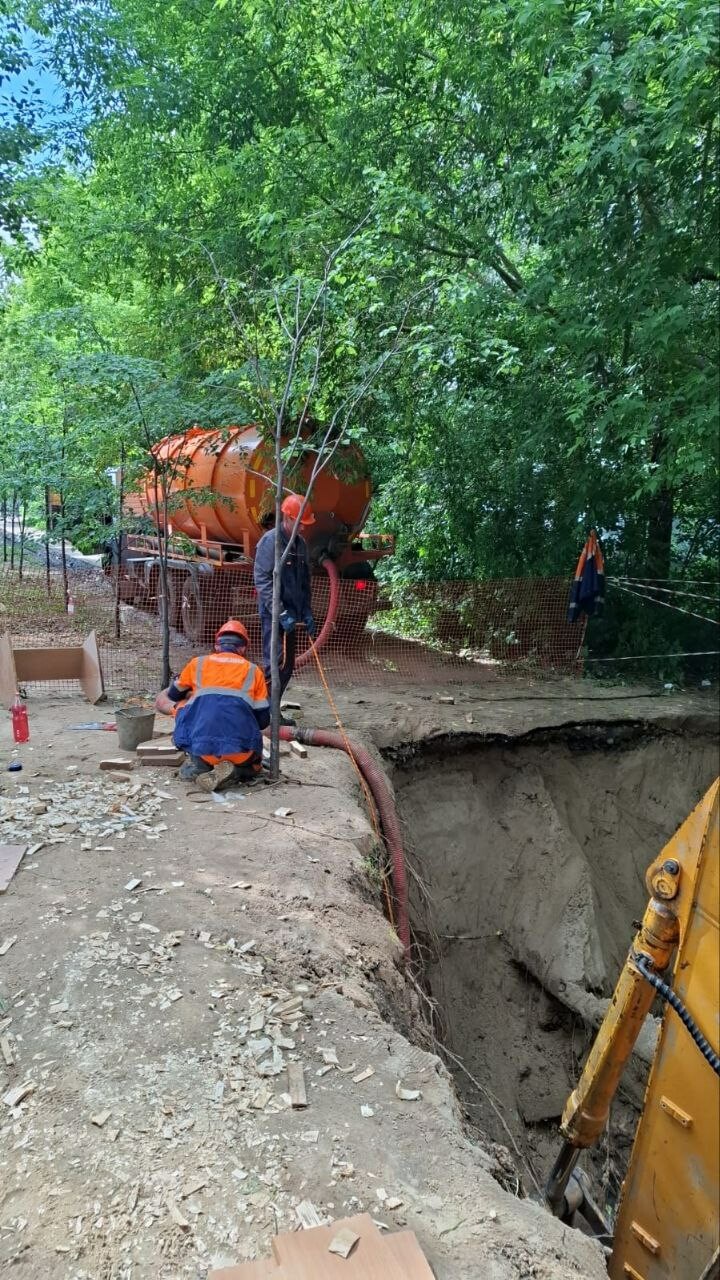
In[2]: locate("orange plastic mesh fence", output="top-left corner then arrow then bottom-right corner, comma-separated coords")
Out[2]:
1,563 -> 587,695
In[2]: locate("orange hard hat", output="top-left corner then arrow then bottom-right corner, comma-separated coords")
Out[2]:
281,493 -> 315,526
215,619 -> 249,645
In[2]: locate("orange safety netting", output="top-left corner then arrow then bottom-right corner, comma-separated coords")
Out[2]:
1,564 -> 587,696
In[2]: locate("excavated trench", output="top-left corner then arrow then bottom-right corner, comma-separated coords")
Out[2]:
393,722 -> 719,1213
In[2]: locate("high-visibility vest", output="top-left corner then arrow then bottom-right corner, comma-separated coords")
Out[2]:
172,652 -> 269,761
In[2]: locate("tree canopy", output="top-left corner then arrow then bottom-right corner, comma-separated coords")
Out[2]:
1,0 -> 718,663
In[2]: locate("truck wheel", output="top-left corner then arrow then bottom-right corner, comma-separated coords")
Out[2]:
181,573 -> 210,645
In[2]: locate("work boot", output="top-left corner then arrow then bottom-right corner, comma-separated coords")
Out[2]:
196,760 -> 237,793
179,755 -> 213,782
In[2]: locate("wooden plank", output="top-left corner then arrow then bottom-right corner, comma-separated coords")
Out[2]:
15,646 -> 83,681
385,1231 -> 437,1277
208,1263 -> 288,1279
0,845 -> 26,894
272,1214 -> 408,1279
0,630 -> 18,710
80,630 -> 105,704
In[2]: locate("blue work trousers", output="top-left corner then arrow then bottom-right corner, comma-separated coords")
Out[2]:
259,606 -> 297,698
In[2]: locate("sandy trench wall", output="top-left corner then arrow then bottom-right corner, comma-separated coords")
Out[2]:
389,723 -> 718,1202
395,725 -> 719,1003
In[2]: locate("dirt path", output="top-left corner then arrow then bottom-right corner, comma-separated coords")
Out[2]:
1,680 -> 716,1278
0,691 -> 614,1280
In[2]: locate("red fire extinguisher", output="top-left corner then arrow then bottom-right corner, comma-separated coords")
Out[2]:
11,694 -> 29,744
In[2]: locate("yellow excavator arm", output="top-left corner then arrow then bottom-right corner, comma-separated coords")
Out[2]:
545,778 -> 719,1280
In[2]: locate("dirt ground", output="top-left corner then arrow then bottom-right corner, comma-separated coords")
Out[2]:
1,675 -> 717,1279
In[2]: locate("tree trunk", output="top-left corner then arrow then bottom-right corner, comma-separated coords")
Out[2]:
60,494 -> 69,610
18,500 -> 27,580
269,450 -> 284,782
9,491 -> 16,570
158,480 -> 171,688
114,447 -> 125,640
645,433 -> 674,579
44,487 -> 52,595
646,486 -> 674,580
2,497 -> 7,563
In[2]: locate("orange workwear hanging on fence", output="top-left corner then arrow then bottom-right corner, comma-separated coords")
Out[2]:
567,529 -> 605,623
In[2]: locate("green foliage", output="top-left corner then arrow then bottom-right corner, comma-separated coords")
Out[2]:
0,0 -> 717,668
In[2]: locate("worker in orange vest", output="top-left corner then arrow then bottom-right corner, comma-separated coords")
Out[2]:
155,619 -> 270,792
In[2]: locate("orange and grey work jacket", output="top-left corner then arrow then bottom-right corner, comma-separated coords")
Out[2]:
170,652 -> 270,763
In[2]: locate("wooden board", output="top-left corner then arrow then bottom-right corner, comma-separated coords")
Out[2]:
0,630 -> 105,707
0,845 -> 26,894
208,1263 -> 288,1279
272,1214 -> 408,1279
385,1231 -> 437,1277
0,631 -> 17,709
15,646 -> 83,681
80,630 -> 105,704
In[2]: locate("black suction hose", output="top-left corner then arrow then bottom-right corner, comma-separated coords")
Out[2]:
633,953 -> 720,1076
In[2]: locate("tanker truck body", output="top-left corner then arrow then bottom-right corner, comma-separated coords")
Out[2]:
115,425 -> 393,656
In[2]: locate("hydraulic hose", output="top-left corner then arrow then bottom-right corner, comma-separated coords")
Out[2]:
278,724 -> 411,959
295,556 -> 340,670
633,953 -> 720,1076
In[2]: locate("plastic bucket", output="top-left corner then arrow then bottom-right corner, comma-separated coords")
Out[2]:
115,706 -> 156,752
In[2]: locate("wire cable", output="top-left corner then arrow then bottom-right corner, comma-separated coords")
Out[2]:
611,579 -> 720,626
633,954 -> 720,1076
617,577 -> 720,586
611,579 -> 720,605
584,649 -> 719,663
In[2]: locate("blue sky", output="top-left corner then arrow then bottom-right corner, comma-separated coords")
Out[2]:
0,22 -> 67,125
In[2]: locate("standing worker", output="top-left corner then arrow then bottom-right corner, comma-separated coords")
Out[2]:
253,494 -> 316,707
155,619 -> 270,791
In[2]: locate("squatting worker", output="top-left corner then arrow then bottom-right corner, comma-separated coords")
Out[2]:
154,619 -> 270,792
253,493 -> 316,710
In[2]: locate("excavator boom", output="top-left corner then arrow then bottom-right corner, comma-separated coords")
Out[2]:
546,779 -> 719,1279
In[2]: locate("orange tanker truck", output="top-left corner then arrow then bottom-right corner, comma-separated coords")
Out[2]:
115,424 -> 393,658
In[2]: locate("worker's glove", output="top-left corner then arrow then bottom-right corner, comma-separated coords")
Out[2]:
303,611 -> 316,637
279,610 -> 296,633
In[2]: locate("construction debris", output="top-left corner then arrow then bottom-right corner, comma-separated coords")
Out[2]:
328,1226 -> 360,1259
0,934 -> 18,956
167,1196 -> 191,1231
288,1062 -> 308,1109
395,1082 -> 422,1102
2,1081 -> 35,1108
137,740 -> 184,767
289,740 -> 308,759
295,1200 -> 323,1229
0,775 -> 170,854
0,844 -> 26,893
